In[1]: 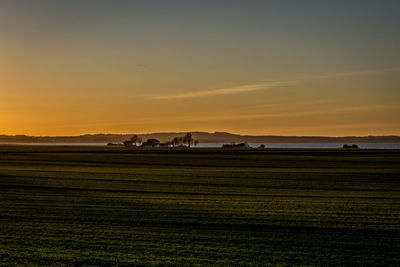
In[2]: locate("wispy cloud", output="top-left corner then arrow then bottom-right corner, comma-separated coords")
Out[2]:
151,81 -> 297,100
151,67 -> 400,100
173,104 -> 400,123
303,67 -> 400,80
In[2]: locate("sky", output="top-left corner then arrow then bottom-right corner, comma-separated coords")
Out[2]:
1,0 -> 399,136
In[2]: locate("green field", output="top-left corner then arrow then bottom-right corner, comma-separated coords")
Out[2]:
0,146 -> 399,265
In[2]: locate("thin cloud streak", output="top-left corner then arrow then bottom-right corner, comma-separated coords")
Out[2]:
245,122 -> 400,134
151,67 -> 400,100
304,67 -> 400,80
151,81 -> 297,100
47,104 -> 400,129
167,104 -> 400,123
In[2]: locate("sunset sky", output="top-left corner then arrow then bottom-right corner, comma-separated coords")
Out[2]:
1,0 -> 399,136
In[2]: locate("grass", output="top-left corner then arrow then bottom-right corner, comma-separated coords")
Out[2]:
0,146 -> 399,265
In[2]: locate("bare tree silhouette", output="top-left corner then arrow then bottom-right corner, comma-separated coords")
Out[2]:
184,132 -> 193,147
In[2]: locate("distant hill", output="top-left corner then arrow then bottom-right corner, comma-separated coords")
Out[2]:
1,132 -> 400,144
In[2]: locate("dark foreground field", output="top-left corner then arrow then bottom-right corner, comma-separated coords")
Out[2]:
0,146 -> 399,265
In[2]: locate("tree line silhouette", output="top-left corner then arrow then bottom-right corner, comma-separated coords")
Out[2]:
118,132 -> 199,148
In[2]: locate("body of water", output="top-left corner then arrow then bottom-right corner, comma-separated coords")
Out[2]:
1,142 -> 400,149
0,143 -> 106,146
204,143 -> 400,149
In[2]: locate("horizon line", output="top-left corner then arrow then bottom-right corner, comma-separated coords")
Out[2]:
1,131 -> 399,139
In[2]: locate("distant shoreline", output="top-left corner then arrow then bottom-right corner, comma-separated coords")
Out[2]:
1,132 -> 400,145
2,142 -> 400,149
